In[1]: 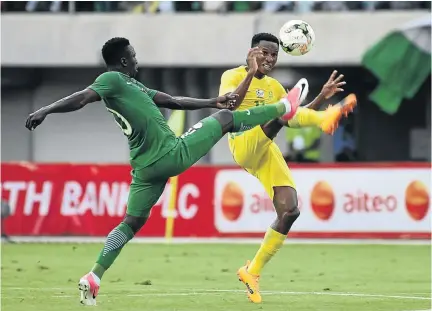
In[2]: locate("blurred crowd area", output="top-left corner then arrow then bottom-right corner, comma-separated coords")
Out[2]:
1,1 -> 431,13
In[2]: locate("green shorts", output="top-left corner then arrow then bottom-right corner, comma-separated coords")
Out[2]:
127,116 -> 223,217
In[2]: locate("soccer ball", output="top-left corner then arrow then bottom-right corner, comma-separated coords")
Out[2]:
279,20 -> 315,56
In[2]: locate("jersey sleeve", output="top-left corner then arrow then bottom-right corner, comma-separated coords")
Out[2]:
88,72 -> 120,98
144,86 -> 157,99
219,70 -> 241,96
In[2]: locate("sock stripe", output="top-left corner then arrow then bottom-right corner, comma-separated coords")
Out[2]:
102,228 -> 129,256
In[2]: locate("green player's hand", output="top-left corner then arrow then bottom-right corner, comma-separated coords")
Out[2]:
216,93 -> 239,110
25,110 -> 47,131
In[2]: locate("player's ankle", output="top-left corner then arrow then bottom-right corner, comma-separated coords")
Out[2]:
90,271 -> 101,286
91,263 -> 106,282
280,98 -> 292,115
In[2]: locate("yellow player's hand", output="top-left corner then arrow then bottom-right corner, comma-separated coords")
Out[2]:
321,70 -> 346,99
246,47 -> 263,74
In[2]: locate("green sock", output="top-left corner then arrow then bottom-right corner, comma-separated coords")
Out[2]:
92,222 -> 135,279
232,102 -> 286,132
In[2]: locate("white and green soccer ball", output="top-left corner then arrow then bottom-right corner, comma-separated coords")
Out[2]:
279,20 -> 315,56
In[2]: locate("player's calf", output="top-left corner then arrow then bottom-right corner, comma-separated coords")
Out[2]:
78,214 -> 147,305
260,118 -> 285,140
212,109 -> 235,134
242,186 -> 300,296
91,216 -> 145,277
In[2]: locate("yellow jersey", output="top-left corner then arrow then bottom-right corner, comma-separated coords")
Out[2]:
219,65 -> 287,111
218,66 -> 297,195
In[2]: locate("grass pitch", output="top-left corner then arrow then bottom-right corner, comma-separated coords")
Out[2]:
2,242 -> 431,311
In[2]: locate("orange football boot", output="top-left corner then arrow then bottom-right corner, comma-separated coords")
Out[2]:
237,260 -> 262,303
320,93 -> 357,135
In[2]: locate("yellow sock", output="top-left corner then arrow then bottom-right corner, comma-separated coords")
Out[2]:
247,228 -> 286,275
288,107 -> 324,128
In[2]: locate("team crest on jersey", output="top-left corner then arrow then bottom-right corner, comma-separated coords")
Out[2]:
256,89 -> 265,98
269,91 -> 273,100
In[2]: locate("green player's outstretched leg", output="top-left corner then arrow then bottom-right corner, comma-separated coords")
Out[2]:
78,82 -> 305,306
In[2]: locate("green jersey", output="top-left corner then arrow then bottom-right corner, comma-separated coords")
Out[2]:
88,71 -> 177,169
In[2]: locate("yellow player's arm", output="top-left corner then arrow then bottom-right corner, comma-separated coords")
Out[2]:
303,70 -> 346,109
228,70 -> 255,110
219,48 -> 262,110
303,93 -> 326,110
219,69 -> 255,111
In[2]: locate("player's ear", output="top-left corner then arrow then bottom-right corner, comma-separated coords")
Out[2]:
120,57 -> 127,67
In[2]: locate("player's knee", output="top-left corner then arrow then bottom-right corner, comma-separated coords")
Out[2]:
278,204 -> 300,225
123,214 -> 147,234
213,109 -> 234,130
273,186 -> 299,224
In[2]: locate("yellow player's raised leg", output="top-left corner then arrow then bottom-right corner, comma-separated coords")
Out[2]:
288,93 -> 357,135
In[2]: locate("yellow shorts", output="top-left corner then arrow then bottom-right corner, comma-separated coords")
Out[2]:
228,126 -> 296,199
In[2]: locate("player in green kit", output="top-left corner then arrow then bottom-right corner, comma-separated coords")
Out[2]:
25,37 -> 308,306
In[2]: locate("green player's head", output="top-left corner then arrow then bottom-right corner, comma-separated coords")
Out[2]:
102,37 -> 138,78
251,33 -> 279,75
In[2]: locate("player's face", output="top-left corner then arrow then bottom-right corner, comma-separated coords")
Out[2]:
125,45 -> 139,77
257,41 -> 279,75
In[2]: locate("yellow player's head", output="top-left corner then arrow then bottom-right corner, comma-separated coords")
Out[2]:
250,33 -> 280,76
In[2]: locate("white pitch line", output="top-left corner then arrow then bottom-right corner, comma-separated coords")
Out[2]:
397,293 -> 432,295
49,293 -> 214,298
3,288 -> 431,301
207,290 -> 431,300
128,292 -> 215,297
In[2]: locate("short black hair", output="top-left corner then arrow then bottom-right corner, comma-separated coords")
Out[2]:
251,33 -> 279,48
101,37 -> 130,66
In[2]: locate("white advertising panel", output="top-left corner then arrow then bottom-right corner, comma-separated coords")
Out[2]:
215,168 -> 430,237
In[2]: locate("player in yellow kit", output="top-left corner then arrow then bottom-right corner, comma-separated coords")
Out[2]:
219,33 -> 357,303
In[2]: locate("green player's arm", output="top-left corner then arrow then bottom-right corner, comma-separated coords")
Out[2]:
25,89 -> 100,130
153,91 -> 218,110
38,89 -> 100,115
